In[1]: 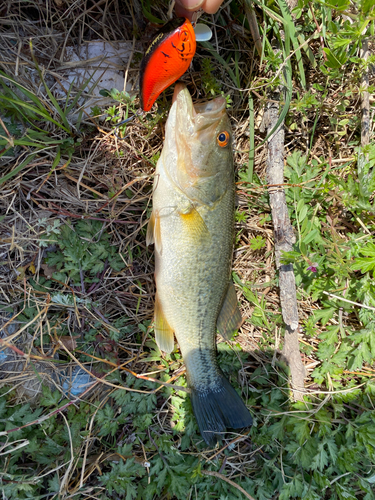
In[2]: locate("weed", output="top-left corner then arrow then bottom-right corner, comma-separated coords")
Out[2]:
201,58 -> 222,96
45,219 -> 125,285
0,66 -> 84,184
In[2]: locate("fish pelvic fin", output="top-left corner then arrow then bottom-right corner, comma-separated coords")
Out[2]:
190,374 -> 253,446
217,282 -> 242,340
146,211 -> 162,254
179,206 -> 210,243
154,293 -> 175,354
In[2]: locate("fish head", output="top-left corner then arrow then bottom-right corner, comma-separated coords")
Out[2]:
163,83 -> 233,206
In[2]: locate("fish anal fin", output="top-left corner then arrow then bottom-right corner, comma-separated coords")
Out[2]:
179,207 -> 210,242
217,282 -> 242,340
146,211 -> 162,254
154,294 -> 174,353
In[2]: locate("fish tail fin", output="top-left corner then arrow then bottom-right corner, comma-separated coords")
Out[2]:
190,374 -> 253,446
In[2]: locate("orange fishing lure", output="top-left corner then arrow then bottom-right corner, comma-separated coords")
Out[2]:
139,18 -> 196,112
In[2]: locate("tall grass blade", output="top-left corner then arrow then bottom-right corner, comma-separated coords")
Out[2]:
0,153 -> 36,185
277,0 -> 306,88
252,0 -> 307,88
248,93 -> 254,183
0,71 -> 47,112
200,42 -> 240,88
0,95 -> 69,132
29,40 -> 72,133
65,73 -> 97,115
244,0 -> 263,57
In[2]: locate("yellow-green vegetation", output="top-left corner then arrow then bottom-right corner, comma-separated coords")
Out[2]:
1,0 -> 375,499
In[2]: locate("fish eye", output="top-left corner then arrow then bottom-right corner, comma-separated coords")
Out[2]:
217,131 -> 230,147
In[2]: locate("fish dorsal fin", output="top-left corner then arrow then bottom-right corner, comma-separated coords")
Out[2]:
146,211 -> 162,254
154,293 -> 175,354
179,207 -> 210,243
217,282 -> 242,340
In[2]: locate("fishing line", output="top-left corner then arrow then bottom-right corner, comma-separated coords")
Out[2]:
113,112 -> 140,141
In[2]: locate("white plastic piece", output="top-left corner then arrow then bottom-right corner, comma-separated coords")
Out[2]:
53,41 -> 139,120
194,23 -> 213,42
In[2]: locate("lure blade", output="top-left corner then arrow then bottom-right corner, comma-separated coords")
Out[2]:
139,18 -> 196,112
194,23 -> 212,42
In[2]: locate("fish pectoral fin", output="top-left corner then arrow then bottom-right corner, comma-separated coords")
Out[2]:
154,294 -> 175,353
179,207 -> 210,242
146,211 -> 162,253
217,282 -> 242,340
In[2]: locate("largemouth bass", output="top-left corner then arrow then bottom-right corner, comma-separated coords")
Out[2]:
147,83 -> 253,445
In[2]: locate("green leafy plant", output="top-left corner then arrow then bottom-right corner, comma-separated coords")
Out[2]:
38,218 -> 63,247
201,58 -> 222,96
249,235 -> 266,250
45,219 -> 125,285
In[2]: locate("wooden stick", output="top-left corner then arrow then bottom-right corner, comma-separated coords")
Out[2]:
202,470 -> 257,500
264,89 -> 305,400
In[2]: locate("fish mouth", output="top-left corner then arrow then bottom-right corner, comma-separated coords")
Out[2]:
172,82 -> 226,134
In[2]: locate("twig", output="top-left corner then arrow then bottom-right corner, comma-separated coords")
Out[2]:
80,395 -> 110,488
29,196 -> 138,225
0,398 -> 82,436
0,302 -> 50,346
264,89 -> 305,400
148,429 -> 169,468
201,470 -> 257,500
322,291 -> 375,312
59,412 -> 74,495
59,0 -> 108,62
360,38 -> 369,150
74,348 -> 189,392
59,340 -> 189,393
206,434 -> 250,461
244,0 -> 262,57
0,439 -> 30,456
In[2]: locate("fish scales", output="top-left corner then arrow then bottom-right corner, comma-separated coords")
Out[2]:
157,188 -> 233,387
147,83 -> 253,445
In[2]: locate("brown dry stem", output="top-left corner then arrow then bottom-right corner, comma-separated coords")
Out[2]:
202,470 -> 257,500
361,38 -> 370,150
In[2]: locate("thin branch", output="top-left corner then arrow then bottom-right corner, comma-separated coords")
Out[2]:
202,470 -> 257,500
323,291 -> 375,312
361,38 -> 370,150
